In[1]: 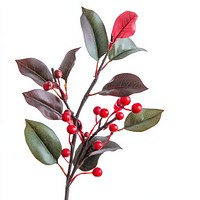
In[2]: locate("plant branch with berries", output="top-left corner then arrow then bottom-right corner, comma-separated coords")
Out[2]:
16,7 -> 163,200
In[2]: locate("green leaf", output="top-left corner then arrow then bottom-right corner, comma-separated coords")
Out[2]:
124,108 -> 164,132
80,154 -> 101,171
80,7 -> 108,60
24,119 -> 62,165
73,136 -> 122,171
16,58 -> 53,87
109,38 -> 146,60
89,136 -> 122,157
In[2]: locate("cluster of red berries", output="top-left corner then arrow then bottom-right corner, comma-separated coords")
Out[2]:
93,107 -> 121,131
43,69 -> 63,91
62,110 -> 78,134
62,110 -> 79,135
92,96 -> 142,152
93,106 -> 124,121
61,95 -> 142,179
114,96 -> 142,114
93,97 -> 142,124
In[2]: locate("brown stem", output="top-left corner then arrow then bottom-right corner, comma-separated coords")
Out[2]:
64,51 -> 109,200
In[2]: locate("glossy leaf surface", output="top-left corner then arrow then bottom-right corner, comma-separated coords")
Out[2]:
99,73 -> 148,97
109,38 -> 146,60
80,154 -> 101,172
59,48 -> 80,82
124,108 -> 164,132
111,11 -> 138,43
80,7 -> 108,60
23,89 -> 63,120
24,119 -> 62,165
16,58 -> 53,87
74,136 -> 122,171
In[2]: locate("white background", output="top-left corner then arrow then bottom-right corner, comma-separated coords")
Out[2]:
1,0 -> 200,200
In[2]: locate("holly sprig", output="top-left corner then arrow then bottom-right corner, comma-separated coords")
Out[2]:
16,7 -> 163,200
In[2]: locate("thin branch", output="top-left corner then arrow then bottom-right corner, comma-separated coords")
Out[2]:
57,163 -> 68,177
64,51 -> 110,200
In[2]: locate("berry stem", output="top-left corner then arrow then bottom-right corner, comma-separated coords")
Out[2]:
70,172 -> 91,184
51,68 -> 56,82
101,59 -> 111,71
53,88 -> 62,99
68,134 -> 72,146
103,132 -> 113,146
98,118 -> 102,129
104,110 -> 117,125
77,131 -> 84,143
123,107 -> 132,111
90,117 -> 116,140
57,77 -> 61,87
89,119 -> 101,137
57,162 -> 68,177
117,127 -> 124,131
64,157 -> 70,164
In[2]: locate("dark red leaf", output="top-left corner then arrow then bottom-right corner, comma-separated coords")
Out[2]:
16,58 -> 53,87
23,89 -> 63,120
111,11 -> 138,44
59,48 -> 80,82
99,73 -> 148,97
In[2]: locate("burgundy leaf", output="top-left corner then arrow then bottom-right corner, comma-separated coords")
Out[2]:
99,73 -> 148,97
23,89 -> 63,120
59,47 -> 80,82
111,11 -> 138,44
16,58 -> 53,87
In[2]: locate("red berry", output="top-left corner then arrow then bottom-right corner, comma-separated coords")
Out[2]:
93,140 -> 103,150
119,96 -> 131,106
61,148 -> 70,157
114,103 -> 122,112
84,132 -> 90,138
64,109 -> 71,115
67,125 -> 77,134
116,98 -> 124,108
43,81 -> 54,91
93,106 -> 101,115
115,112 -> 124,120
109,124 -> 118,132
99,108 -> 109,118
131,103 -> 142,113
62,112 -> 71,122
92,167 -> 103,177
54,69 -> 63,78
